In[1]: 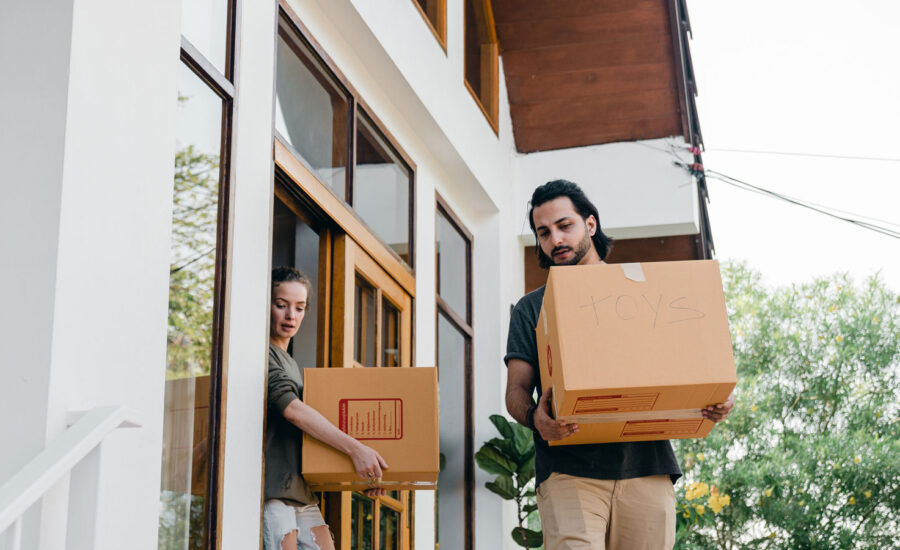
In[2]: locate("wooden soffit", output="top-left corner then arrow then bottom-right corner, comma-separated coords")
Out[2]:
494,0 -> 689,153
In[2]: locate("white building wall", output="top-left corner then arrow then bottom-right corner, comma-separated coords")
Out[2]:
0,0 -> 181,549
513,137 -> 700,243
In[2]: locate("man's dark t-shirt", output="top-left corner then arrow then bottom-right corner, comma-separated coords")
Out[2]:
505,285 -> 682,487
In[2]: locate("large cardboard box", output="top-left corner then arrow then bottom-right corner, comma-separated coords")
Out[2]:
535,260 -> 736,446
302,367 -> 439,491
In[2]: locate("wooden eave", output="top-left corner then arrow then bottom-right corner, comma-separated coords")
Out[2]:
493,0 -> 703,153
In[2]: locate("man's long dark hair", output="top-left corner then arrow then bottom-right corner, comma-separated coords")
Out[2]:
528,179 -> 612,269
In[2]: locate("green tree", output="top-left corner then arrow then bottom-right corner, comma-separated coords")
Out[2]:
675,263 -> 900,549
165,143 -> 219,380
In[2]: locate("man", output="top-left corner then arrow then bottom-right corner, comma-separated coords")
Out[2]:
505,180 -> 734,550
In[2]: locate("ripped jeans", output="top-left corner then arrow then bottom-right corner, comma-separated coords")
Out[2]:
263,499 -> 333,550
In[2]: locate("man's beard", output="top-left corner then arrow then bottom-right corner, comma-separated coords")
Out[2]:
550,231 -> 593,266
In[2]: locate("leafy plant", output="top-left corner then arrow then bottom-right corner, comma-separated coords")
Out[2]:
475,415 -> 542,549
674,263 -> 900,549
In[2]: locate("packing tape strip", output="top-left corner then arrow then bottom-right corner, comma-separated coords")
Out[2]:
560,408 -> 704,424
620,263 -> 646,282
541,305 -> 548,335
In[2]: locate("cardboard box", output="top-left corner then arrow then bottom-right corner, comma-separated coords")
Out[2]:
535,260 -> 736,446
302,367 -> 439,491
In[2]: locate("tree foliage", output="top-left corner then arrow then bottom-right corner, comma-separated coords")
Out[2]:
674,263 -> 900,549
166,144 -> 220,380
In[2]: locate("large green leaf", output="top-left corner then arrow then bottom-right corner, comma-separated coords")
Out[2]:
474,444 -> 517,476
485,474 -> 518,500
522,503 -> 538,515
512,421 -> 534,456
487,436 -> 518,460
511,527 -> 543,548
516,453 -> 535,481
490,414 -> 515,440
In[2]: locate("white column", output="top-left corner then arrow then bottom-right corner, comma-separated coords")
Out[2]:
218,0 -> 279,547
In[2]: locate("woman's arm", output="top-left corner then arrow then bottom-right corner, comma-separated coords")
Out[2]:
282,398 -> 389,480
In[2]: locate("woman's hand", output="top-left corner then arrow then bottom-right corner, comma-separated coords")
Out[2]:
350,442 -> 389,484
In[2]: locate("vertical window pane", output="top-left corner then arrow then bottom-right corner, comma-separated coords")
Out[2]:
382,299 -> 400,368
275,20 -> 350,199
271,195 -> 321,368
181,0 -> 229,75
350,494 -> 374,550
158,63 -> 223,550
436,313 -> 468,549
464,0 -> 483,98
354,275 -> 376,366
354,115 -> 411,265
379,505 -> 400,550
436,210 -> 469,320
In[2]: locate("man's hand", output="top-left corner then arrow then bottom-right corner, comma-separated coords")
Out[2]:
702,393 -> 735,423
534,388 -> 578,441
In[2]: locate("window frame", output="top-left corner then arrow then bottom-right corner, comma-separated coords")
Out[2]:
434,194 -> 474,550
411,0 -> 448,52
162,0 -> 239,546
464,0 -> 499,133
275,1 -> 418,272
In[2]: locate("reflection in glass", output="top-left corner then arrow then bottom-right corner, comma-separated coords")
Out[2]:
436,313 -> 468,549
158,63 -> 223,550
464,0 -> 484,99
353,114 -> 411,265
350,494 -> 374,550
180,0 -> 230,76
379,505 -> 400,550
271,195 -> 320,368
382,299 -> 400,367
436,210 -> 469,320
354,275 -> 376,366
275,19 -> 350,199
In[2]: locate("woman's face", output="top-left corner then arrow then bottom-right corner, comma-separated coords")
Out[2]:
270,281 -> 308,343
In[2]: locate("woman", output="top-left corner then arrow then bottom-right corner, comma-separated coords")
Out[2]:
264,266 -> 388,550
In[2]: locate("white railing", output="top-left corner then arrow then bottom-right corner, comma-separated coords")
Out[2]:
0,406 -> 141,550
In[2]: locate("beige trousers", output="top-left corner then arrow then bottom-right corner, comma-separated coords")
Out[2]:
536,473 -> 675,550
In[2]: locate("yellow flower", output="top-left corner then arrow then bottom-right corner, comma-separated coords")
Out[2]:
798,500 -> 805,506
797,488 -> 804,494
873,316 -> 879,324
710,486 -> 720,497
694,504 -> 706,516
682,509 -> 691,518
836,285 -> 842,291
685,482 -> 710,501
828,305 -> 837,313
807,407 -> 814,413
765,488 -> 773,497
864,490 -> 872,499
697,453 -> 706,461
752,405 -> 759,412
769,532 -> 776,539
707,493 -> 731,514
876,411 -> 883,418
849,496 -> 857,505
835,335 -> 844,343
854,456 -> 861,464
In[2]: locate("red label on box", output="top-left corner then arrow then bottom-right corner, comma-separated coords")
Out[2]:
621,418 -> 703,437
338,398 -> 403,440
574,393 -> 658,414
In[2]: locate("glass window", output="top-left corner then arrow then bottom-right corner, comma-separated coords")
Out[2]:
436,210 -> 469,321
180,0 -> 230,75
354,275 -> 377,366
353,114 -> 412,265
271,194 -> 321,368
464,0 -> 498,128
413,0 -> 446,46
275,19 -> 350,199
382,299 -> 400,368
350,494 -> 374,550
158,62 -> 224,550
436,313 -> 468,547
379,505 -> 400,550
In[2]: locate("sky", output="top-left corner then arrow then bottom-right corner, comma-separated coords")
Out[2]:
688,0 -> 900,290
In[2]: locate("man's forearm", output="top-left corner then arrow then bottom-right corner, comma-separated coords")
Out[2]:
506,384 -> 536,426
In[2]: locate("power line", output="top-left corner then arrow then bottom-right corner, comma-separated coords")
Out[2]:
702,168 -> 900,241
707,148 -> 900,163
